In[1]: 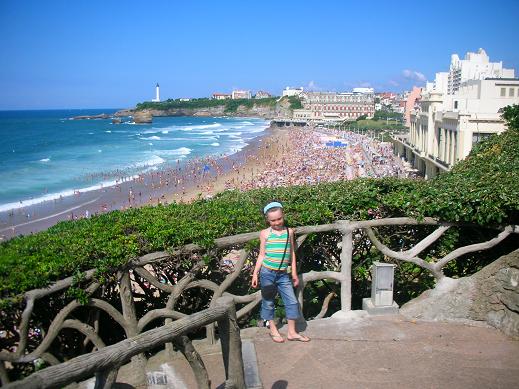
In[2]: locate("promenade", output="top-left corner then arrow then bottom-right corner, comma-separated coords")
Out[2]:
100,313 -> 519,389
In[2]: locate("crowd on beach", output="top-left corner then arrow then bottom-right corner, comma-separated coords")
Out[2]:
222,126 -> 411,191
0,125 -> 413,239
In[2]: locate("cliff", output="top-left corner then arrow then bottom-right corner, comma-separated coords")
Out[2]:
115,97 -> 293,122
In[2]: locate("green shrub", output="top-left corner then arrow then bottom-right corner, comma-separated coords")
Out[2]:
1,106 -> 518,300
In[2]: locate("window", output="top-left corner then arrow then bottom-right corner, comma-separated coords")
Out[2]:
472,132 -> 492,145
510,88 -> 515,97
454,101 -> 458,109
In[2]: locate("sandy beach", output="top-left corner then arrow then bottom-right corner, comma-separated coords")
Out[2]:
0,124 -> 410,241
0,125 -> 290,240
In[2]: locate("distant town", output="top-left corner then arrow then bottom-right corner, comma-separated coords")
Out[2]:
147,48 -> 519,180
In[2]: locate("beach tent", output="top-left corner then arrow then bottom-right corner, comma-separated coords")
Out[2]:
325,141 -> 348,147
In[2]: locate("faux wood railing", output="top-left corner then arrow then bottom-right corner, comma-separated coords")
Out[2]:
1,218 -> 517,388
3,296 -> 243,389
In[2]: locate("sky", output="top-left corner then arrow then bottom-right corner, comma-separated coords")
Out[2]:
1,0 -> 518,110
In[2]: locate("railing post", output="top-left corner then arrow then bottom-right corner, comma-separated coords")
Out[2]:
118,270 -> 147,388
94,363 -> 120,389
216,296 -> 245,389
340,225 -> 353,311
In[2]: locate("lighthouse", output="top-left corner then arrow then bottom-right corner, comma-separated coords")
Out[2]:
152,83 -> 160,102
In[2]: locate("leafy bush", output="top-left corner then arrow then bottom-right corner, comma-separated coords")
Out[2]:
1,106 -> 518,301
288,96 -> 302,110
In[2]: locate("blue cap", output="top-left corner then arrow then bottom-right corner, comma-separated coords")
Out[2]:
263,201 -> 283,215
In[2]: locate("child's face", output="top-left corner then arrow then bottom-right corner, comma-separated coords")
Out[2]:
266,209 -> 284,230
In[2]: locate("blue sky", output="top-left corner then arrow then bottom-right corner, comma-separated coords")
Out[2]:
1,0 -> 518,109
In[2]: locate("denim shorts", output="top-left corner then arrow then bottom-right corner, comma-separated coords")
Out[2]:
259,266 -> 300,320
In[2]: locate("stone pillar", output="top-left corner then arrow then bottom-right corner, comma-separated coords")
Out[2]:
340,226 -> 353,311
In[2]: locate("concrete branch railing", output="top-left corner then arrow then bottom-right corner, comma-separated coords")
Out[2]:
3,296 -> 244,389
1,218 -> 517,387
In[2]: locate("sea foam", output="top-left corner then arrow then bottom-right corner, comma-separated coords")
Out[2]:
132,155 -> 166,168
157,147 -> 192,156
0,175 -> 140,213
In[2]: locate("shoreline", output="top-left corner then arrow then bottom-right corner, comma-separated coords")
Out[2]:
0,125 -> 285,240
0,124 -> 410,242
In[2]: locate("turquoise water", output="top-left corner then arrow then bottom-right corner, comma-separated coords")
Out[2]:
0,110 -> 269,211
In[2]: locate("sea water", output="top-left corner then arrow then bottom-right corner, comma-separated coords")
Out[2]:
0,110 -> 269,211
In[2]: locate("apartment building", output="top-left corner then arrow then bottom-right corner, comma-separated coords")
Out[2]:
294,91 -> 375,121
395,78 -> 519,178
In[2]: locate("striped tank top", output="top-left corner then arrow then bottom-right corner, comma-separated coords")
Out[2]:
262,228 -> 291,271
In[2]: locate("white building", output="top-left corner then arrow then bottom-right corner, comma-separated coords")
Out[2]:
395,78 -> 519,178
353,87 -> 375,94
212,93 -> 231,100
231,90 -> 252,99
282,87 -> 304,97
152,83 -> 160,102
447,48 -> 514,95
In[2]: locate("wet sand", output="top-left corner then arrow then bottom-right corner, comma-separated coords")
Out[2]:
0,125 -> 293,241
0,124 -> 408,242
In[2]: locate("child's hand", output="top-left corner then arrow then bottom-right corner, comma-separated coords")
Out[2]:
251,273 -> 258,288
292,275 -> 299,288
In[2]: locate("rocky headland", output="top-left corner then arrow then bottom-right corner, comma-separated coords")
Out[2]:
114,97 -> 293,123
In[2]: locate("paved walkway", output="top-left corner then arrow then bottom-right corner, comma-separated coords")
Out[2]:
81,312 -> 519,389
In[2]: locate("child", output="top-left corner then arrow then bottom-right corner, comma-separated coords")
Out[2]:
251,201 -> 310,343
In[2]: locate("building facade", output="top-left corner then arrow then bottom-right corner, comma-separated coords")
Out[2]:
394,49 -> 518,179
447,48 -> 514,95
231,90 -> 252,99
282,87 -> 304,97
404,87 -> 422,126
255,90 -> 271,99
395,78 -> 519,178
212,93 -> 231,100
296,91 -> 375,121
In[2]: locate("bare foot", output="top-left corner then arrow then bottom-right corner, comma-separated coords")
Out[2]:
287,334 -> 310,342
269,333 -> 285,343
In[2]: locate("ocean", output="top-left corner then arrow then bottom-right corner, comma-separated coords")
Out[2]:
0,110 -> 269,212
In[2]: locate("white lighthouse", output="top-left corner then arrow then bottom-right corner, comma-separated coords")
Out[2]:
152,83 -> 160,102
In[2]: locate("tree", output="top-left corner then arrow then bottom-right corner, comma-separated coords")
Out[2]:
501,104 -> 519,131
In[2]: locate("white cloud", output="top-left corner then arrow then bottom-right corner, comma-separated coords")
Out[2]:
402,69 -> 426,82
307,80 -> 321,91
388,80 -> 399,87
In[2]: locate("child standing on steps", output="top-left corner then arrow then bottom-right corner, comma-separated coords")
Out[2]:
251,201 -> 310,343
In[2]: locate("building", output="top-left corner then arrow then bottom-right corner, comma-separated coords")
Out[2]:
212,93 -> 231,100
404,87 -> 422,126
292,109 -> 313,120
255,90 -> 271,99
231,90 -> 252,99
447,48 -> 514,95
282,87 -> 304,97
394,49 -> 518,179
296,90 -> 375,121
353,87 -> 375,94
152,83 -> 160,102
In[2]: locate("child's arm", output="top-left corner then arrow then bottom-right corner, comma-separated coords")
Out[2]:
251,230 -> 267,288
289,228 -> 299,287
